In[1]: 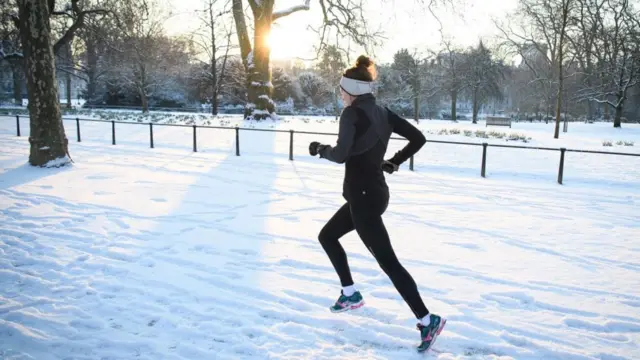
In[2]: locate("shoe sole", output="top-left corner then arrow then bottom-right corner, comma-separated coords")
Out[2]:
417,318 -> 447,353
330,299 -> 365,313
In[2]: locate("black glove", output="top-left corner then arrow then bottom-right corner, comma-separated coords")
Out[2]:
381,159 -> 399,174
309,141 -> 323,156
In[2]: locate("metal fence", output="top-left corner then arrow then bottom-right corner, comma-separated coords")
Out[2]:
8,115 -> 640,185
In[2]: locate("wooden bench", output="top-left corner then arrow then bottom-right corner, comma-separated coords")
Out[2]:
486,116 -> 512,128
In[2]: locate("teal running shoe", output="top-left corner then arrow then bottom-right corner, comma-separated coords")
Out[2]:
329,290 -> 365,313
416,313 -> 447,352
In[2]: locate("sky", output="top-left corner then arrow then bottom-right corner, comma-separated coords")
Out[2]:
164,0 -> 519,65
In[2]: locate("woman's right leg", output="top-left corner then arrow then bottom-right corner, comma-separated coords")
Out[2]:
318,202 -> 355,286
318,203 -> 366,312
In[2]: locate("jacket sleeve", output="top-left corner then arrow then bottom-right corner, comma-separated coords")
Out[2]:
318,107 -> 357,164
387,108 -> 426,165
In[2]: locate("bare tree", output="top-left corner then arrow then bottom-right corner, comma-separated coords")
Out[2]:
464,41 -> 509,123
0,5 -> 23,106
316,45 -> 347,118
575,0 -> 639,127
108,0 -> 179,112
495,0 -> 576,138
59,0 -> 116,106
568,0 -> 606,120
75,17 -> 117,105
191,0 -> 234,115
392,49 -> 426,123
433,40 -> 469,121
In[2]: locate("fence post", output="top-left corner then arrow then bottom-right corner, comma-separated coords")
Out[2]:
193,125 -> 197,152
409,155 -> 414,171
149,123 -> 154,148
16,115 -> 20,136
558,148 -> 566,184
76,117 -> 81,142
111,120 -> 116,145
481,143 -> 488,177
289,130 -> 294,160
235,126 -> 240,156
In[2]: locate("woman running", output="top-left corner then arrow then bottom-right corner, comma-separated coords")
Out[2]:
308,55 -> 446,352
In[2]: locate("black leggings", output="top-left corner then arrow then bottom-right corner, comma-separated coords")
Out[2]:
318,189 -> 429,319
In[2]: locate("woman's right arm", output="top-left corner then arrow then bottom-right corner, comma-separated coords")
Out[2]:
386,108 -> 427,165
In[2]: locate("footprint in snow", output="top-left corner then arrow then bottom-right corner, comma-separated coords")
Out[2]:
109,217 -> 130,229
87,175 -> 109,180
621,300 -> 640,308
229,248 -> 258,257
446,242 -> 483,250
151,198 -> 167,203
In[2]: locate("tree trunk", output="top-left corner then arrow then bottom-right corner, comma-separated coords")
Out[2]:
450,90 -> 457,121
211,75 -> 219,115
554,0 -> 570,139
65,42 -> 72,108
85,35 -> 98,104
138,63 -> 149,113
413,94 -> 419,124
211,53 -> 218,115
231,0 -> 277,120
546,104 -> 550,123
232,0 -> 252,114
246,13 -> 275,120
554,77 -> 563,138
472,87 -> 479,124
613,105 -> 622,128
413,77 -> 420,124
600,71 -> 610,120
583,71 -> 594,120
613,95 -> 623,128
554,54 -> 564,138
232,0 -> 251,70
65,70 -> 72,109
18,0 -> 70,167
11,61 -> 23,106
140,90 -> 149,113
209,0 -> 218,116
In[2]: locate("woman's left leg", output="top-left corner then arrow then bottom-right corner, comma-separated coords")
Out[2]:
350,191 -> 446,352
351,207 -> 429,319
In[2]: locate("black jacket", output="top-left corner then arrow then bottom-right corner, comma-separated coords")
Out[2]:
319,94 -> 426,201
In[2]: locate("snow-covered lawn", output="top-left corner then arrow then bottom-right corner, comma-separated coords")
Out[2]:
1,115 -> 639,359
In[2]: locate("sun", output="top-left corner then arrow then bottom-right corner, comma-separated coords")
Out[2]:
263,27 -> 312,60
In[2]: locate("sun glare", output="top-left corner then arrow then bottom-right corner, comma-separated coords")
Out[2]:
265,32 -> 273,51
264,27 -> 313,60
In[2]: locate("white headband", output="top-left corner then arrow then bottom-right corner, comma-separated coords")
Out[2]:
339,76 -> 373,96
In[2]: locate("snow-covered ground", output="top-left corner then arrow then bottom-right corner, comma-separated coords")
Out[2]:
1,114 -> 639,360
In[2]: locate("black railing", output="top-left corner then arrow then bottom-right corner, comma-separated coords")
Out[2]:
7,115 -> 640,185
